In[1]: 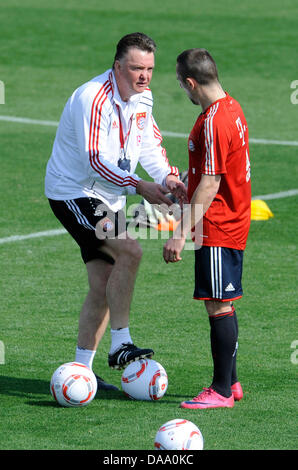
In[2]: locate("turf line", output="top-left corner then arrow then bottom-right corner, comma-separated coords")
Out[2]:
1,114 -> 298,147
0,190 -> 297,245
0,229 -> 67,244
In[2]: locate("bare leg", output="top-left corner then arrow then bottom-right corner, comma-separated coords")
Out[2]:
77,234 -> 142,348
77,258 -> 113,350
104,236 -> 142,329
204,300 -> 232,315
75,233 -> 152,373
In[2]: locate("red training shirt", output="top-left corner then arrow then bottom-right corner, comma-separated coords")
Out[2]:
187,93 -> 251,250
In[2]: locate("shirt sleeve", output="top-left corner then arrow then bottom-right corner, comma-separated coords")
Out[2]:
71,83 -> 141,196
201,110 -> 231,175
138,114 -> 179,186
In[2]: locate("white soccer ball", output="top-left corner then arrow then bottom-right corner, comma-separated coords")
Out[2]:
121,358 -> 168,401
154,419 -> 204,450
50,362 -> 97,407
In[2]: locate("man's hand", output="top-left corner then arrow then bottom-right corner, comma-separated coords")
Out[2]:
166,175 -> 188,206
136,180 -> 173,206
163,236 -> 186,263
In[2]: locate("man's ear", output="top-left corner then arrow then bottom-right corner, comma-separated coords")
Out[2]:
114,60 -> 121,73
185,77 -> 197,90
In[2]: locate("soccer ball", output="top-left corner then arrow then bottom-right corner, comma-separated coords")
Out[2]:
154,419 -> 204,450
50,362 -> 97,407
121,358 -> 168,401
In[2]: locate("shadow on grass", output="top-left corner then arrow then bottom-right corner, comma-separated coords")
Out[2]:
0,375 -> 123,407
0,375 -> 50,397
0,376 -> 187,407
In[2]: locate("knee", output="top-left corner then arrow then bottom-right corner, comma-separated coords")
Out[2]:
121,238 -> 143,264
205,300 -> 232,316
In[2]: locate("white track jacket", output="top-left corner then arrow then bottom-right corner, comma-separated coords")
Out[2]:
45,69 -> 179,212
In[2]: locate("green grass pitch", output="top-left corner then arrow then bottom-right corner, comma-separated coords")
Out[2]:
0,0 -> 297,451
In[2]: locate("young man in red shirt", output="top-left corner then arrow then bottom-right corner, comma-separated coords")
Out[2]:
163,49 -> 251,409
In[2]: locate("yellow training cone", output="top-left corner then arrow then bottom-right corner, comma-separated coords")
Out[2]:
251,199 -> 274,220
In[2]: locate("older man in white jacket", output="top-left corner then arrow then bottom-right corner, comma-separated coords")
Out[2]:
45,32 -> 186,391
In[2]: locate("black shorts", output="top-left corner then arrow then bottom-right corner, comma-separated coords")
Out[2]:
194,246 -> 244,302
49,198 -> 126,265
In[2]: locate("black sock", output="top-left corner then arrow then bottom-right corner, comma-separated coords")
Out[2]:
209,309 -> 237,398
231,308 -> 239,385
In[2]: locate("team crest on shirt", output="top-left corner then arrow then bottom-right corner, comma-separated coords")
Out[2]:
136,112 -> 146,130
